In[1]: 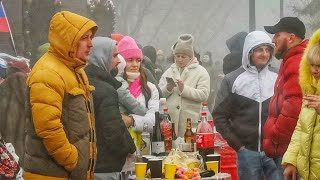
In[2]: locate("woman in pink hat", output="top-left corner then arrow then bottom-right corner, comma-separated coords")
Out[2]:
117,36 -> 159,155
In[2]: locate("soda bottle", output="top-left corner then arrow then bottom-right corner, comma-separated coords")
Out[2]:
200,102 -> 215,131
196,112 -> 214,162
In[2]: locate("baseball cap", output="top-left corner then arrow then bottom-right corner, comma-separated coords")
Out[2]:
264,17 -> 306,39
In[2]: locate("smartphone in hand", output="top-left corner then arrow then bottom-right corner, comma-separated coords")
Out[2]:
166,77 -> 176,84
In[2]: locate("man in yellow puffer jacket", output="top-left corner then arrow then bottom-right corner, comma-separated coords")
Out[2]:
282,29 -> 320,180
23,11 -> 98,180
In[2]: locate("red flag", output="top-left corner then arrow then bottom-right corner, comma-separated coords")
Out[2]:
0,2 -> 9,32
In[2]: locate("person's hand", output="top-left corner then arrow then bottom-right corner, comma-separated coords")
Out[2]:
283,163 -> 297,180
304,95 -> 320,113
177,79 -> 184,92
167,82 -> 176,92
121,114 -> 133,128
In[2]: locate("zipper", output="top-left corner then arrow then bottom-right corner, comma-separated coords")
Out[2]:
75,71 -> 96,175
258,73 -> 262,152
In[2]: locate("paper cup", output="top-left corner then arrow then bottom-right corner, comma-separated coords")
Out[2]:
148,158 -> 162,178
206,161 -> 219,174
135,162 -> 147,179
164,163 -> 176,179
206,153 -> 220,172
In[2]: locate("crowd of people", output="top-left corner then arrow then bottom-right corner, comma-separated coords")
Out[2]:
0,10 -> 320,180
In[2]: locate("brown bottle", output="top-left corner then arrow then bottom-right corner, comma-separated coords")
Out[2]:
184,118 -> 194,151
172,123 -> 177,149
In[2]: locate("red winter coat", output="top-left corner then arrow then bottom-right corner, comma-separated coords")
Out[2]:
263,40 -> 308,157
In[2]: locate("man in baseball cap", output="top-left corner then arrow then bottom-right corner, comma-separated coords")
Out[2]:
263,17 -> 309,179
264,17 -> 306,59
264,17 -> 306,40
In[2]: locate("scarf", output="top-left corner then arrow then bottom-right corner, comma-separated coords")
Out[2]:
127,72 -> 141,98
127,71 -> 143,150
126,71 -> 140,83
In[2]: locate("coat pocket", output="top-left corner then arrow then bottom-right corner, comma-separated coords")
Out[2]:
70,136 -> 90,180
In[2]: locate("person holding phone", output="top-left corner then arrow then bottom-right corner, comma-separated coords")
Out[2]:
158,34 -> 210,137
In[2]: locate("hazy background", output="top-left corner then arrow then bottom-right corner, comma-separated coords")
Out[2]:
1,0 -> 316,64
113,0 -> 312,62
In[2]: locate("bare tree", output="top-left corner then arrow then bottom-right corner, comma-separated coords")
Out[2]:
293,0 -> 320,31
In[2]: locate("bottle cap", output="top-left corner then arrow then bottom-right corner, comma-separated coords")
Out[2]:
202,102 -> 208,106
201,112 -> 207,116
163,108 -> 168,112
160,98 -> 167,104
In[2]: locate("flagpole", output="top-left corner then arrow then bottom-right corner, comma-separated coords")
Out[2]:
1,1 -> 17,56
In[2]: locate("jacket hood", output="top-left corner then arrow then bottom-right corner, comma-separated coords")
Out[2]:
242,31 -> 275,73
89,37 -> 116,72
142,45 -> 157,64
226,31 -> 248,52
48,11 -> 98,69
300,29 -> 320,95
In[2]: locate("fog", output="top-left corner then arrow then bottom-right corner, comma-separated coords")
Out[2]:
113,0 -> 312,63
0,0 -> 315,64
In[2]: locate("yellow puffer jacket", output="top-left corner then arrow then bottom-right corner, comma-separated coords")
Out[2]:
282,29 -> 320,180
23,11 -> 97,180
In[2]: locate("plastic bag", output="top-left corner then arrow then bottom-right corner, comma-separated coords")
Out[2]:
0,137 -> 20,179
163,149 -> 204,170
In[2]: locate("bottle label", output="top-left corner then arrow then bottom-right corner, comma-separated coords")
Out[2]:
152,141 -> 165,154
160,121 -> 172,140
196,133 -> 214,148
185,136 -> 193,144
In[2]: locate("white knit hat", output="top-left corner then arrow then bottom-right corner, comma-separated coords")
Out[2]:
174,34 -> 194,58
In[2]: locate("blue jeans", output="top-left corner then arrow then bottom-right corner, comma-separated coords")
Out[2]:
237,149 -> 283,180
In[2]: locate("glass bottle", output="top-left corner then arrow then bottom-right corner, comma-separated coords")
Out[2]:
141,123 -> 150,155
151,112 -> 165,156
160,108 -> 172,154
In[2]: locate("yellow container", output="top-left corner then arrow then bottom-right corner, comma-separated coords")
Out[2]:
135,162 -> 147,179
164,163 -> 176,179
206,161 -> 219,175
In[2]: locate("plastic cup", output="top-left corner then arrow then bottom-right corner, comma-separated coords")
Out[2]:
135,162 -> 147,179
148,158 -> 162,178
206,161 -> 219,175
206,153 -> 220,172
164,163 -> 176,179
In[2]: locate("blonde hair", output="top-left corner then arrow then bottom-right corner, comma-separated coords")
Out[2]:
307,43 -> 320,65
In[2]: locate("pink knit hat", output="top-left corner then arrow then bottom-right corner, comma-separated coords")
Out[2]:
117,36 -> 143,60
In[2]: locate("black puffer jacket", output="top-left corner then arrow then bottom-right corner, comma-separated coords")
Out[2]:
85,65 -> 136,173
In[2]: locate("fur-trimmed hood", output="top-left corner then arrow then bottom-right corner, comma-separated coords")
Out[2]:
299,29 -> 320,95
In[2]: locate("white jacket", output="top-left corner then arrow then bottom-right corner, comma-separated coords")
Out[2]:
159,58 -> 210,137
131,82 -> 159,133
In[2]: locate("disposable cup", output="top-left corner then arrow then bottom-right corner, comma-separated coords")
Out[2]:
206,161 -> 219,175
164,163 -> 176,179
135,162 -> 147,179
206,153 -> 220,172
148,158 -> 162,178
